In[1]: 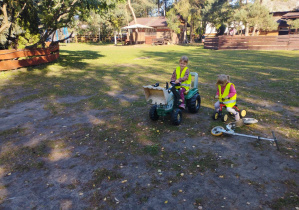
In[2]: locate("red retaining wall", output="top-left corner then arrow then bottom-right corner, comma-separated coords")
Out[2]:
0,44 -> 59,71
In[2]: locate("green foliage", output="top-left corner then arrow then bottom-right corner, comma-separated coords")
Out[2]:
202,0 -> 232,31
232,2 -> 277,32
0,0 -> 120,48
166,8 -> 181,34
17,29 -> 40,49
288,19 -> 299,30
171,0 -> 204,42
132,0 -> 156,17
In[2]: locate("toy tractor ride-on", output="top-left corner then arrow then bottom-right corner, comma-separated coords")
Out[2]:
212,101 -> 246,122
143,72 -> 201,125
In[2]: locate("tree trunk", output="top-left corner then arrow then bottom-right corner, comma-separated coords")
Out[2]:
244,0 -> 249,36
245,23 -> 249,36
164,0 -> 167,16
251,24 -> 257,36
184,22 -> 187,43
0,4 -> 11,34
158,0 -> 160,16
190,21 -> 193,43
99,27 -> 101,42
127,0 -> 137,44
127,0 -> 137,24
114,32 -> 117,45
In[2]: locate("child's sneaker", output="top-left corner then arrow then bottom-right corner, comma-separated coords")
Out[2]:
235,119 -> 244,127
234,112 -> 240,121
179,104 -> 186,109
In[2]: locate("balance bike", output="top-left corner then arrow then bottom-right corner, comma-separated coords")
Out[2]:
212,101 -> 246,122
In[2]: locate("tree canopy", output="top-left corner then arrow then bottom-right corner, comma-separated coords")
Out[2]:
1,0 -> 297,49
0,0 -> 120,49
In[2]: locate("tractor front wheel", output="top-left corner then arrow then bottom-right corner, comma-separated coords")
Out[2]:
187,94 -> 201,113
149,105 -> 159,121
171,108 -> 182,125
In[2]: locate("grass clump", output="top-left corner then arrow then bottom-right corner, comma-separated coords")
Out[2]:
144,144 -> 160,156
270,192 -> 299,209
91,168 -> 124,187
191,152 -> 218,172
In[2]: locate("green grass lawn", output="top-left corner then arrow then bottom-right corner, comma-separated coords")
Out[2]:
1,43 -> 298,140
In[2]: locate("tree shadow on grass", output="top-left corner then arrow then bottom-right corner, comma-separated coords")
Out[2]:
57,50 -> 105,69
0,45 -> 299,209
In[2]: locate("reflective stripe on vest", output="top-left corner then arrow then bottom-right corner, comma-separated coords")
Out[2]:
175,66 -> 192,90
219,83 -> 237,108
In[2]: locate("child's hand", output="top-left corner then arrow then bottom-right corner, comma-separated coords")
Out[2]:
175,79 -> 180,84
215,95 -> 219,99
223,96 -> 229,99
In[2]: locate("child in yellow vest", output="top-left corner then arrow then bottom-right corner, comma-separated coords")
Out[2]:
170,56 -> 192,109
214,74 -> 241,122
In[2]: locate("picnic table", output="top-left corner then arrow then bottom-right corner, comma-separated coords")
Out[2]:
152,38 -> 169,45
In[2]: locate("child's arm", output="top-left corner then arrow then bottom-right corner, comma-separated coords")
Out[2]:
223,84 -> 236,99
171,69 -> 176,82
215,89 -> 219,98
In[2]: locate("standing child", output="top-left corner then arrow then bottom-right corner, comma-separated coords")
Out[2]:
171,56 -> 192,109
214,74 -> 241,123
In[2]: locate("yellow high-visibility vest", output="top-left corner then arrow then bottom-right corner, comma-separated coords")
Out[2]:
175,66 -> 191,90
219,83 -> 237,108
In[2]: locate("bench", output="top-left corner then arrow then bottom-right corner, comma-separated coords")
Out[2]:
152,38 -> 165,45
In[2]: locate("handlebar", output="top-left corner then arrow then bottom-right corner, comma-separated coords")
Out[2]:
170,81 -> 181,86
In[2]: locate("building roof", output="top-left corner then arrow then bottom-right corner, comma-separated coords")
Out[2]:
281,12 -> 299,19
128,17 -> 168,27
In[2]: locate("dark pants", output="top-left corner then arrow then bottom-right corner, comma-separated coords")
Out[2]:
179,87 -> 186,105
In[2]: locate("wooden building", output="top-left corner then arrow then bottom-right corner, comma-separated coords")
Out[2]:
123,17 -> 179,45
259,11 -> 299,35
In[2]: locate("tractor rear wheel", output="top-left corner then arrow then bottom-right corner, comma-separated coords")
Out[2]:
149,105 -> 159,121
187,94 -> 201,113
171,108 -> 182,125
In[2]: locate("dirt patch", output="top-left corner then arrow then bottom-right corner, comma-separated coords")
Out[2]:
0,92 -> 298,210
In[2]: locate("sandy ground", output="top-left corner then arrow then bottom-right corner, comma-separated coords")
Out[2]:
0,91 -> 298,210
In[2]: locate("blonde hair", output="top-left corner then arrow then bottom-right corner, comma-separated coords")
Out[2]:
180,56 -> 188,63
216,74 -> 230,86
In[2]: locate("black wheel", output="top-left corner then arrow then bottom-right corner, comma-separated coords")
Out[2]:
171,108 -> 182,125
187,94 -> 201,113
149,105 -> 159,121
240,109 -> 246,118
221,113 -> 228,122
212,111 -> 219,120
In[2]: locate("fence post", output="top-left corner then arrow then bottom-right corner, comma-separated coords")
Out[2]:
287,34 -> 290,50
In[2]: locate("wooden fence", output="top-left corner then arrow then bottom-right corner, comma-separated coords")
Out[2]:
0,43 -> 59,71
75,35 -> 100,43
204,35 -> 299,50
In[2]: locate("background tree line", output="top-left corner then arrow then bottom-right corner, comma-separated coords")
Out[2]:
0,0 -> 298,49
